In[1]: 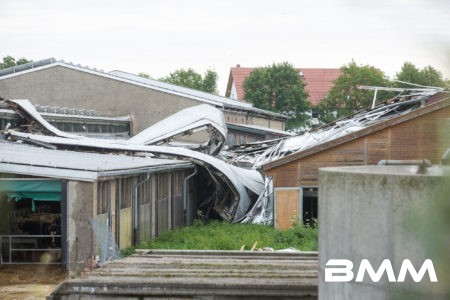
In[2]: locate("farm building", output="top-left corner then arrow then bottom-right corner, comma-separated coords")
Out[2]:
259,92 -> 450,228
0,96 -> 267,272
0,59 -> 288,145
0,141 -> 196,271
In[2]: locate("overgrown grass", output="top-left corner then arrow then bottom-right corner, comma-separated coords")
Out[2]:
121,220 -> 317,256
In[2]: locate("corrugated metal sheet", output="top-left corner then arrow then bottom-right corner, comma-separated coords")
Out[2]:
129,104 -> 227,154
0,141 -> 190,182
226,122 -> 293,136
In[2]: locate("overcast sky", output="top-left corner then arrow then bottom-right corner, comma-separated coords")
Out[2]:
1,0 -> 449,95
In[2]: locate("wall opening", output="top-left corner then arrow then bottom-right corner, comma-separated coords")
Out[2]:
301,187 -> 318,227
0,179 -> 63,265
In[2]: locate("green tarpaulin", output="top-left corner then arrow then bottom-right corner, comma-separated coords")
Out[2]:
0,180 -> 62,211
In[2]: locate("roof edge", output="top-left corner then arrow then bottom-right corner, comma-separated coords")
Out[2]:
0,61 -> 286,119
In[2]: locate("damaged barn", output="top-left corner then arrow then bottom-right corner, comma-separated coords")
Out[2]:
223,89 -> 450,228
1,98 -> 264,222
0,97 -> 266,270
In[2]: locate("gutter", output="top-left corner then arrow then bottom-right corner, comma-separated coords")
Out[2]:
97,163 -> 194,179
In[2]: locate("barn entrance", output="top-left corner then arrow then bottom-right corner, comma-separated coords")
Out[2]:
0,179 -> 65,265
274,186 -> 318,229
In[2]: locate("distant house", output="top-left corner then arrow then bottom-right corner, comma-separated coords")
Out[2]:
262,92 -> 450,229
0,58 -> 289,144
225,65 -> 341,106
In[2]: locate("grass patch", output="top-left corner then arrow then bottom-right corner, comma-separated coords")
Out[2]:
121,220 -> 317,256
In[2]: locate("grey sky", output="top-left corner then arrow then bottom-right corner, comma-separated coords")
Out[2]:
1,0 -> 449,95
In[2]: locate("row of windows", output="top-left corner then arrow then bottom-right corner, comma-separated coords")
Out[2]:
226,116 -> 247,123
50,121 -> 130,134
0,115 -> 130,134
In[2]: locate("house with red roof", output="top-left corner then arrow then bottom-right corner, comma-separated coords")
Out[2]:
225,65 -> 341,106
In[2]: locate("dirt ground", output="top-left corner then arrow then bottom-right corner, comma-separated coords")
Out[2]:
0,264 -> 67,300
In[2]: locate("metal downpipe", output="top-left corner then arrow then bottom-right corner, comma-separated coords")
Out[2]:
183,167 -> 197,225
133,170 -> 152,245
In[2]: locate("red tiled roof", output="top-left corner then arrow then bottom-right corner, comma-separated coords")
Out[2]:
225,67 -> 341,106
225,67 -> 254,101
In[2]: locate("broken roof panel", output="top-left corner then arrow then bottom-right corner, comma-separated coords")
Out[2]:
129,104 -> 227,155
219,91 -> 448,169
6,99 -> 226,155
5,131 -> 264,220
8,99 -> 81,138
258,91 -> 450,170
226,122 -> 294,137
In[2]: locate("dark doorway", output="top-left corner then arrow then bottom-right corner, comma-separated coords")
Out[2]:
302,187 -> 318,227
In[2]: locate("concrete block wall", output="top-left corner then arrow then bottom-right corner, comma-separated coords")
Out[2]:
318,165 -> 448,299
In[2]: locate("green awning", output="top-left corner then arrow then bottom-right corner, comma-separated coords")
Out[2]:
0,180 -> 62,211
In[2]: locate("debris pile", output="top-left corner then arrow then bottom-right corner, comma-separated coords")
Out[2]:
222,89 -> 447,170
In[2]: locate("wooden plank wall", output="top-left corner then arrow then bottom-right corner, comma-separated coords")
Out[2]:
94,169 -> 197,254
119,207 -> 132,249
275,188 -> 301,229
140,203 -> 151,243
267,106 -> 450,188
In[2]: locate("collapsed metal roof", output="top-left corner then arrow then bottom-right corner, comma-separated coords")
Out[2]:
129,104 -> 227,155
221,91 -> 450,170
0,98 -> 264,222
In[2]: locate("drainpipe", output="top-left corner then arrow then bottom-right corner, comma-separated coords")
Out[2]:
133,170 -> 151,245
377,159 -> 432,174
377,159 -> 431,167
183,167 -> 197,225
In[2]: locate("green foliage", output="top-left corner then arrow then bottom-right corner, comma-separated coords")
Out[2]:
395,62 -> 446,88
138,72 -> 151,79
121,220 -> 317,256
317,61 -> 392,123
0,55 -> 32,70
243,62 -> 310,130
159,68 -> 218,94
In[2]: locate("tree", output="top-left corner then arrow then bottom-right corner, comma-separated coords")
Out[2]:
243,62 -> 310,130
159,68 -> 218,94
0,55 -> 32,70
138,72 -> 151,79
317,61 -> 392,123
395,62 -> 446,88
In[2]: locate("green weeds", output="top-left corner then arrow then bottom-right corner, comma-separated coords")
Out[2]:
121,220 -> 317,256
